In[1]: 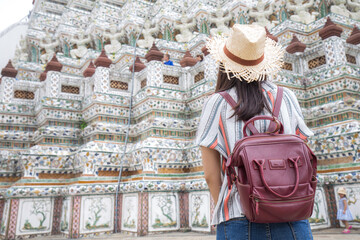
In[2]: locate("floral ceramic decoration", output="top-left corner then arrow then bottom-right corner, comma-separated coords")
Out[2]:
60,198 -> 71,234
80,195 -> 114,234
189,191 -> 210,232
309,187 -> 331,229
149,193 -> 179,231
121,193 -> 138,232
16,198 -> 53,235
0,200 -> 9,235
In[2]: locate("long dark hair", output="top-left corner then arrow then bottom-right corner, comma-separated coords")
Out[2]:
215,71 -> 271,121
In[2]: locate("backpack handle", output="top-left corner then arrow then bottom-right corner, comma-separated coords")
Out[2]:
254,157 -> 300,198
243,116 -> 284,137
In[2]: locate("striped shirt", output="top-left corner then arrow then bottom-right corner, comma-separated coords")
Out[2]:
196,81 -> 313,225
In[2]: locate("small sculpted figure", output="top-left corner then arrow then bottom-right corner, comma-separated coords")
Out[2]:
286,0 -> 319,24
39,32 -> 59,64
14,35 -> 28,62
137,20 -> 159,48
331,0 -> 351,18
70,31 -> 91,59
248,0 -> 278,29
104,25 -> 124,55
174,14 -> 196,42
347,0 -> 360,20
209,3 -> 233,36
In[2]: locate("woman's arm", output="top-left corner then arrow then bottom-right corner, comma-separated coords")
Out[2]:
201,146 -> 222,205
343,199 -> 347,214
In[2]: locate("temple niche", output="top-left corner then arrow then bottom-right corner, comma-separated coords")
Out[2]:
0,0 -> 360,239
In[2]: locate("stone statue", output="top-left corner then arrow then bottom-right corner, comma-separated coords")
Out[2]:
174,14 -> 196,42
330,0 -> 351,18
103,25 -> 124,55
248,0 -> 278,29
286,0 -> 319,24
209,2 -> 233,36
39,32 -> 59,64
70,31 -> 91,59
14,36 -> 28,62
137,20 -> 159,49
347,0 -> 360,20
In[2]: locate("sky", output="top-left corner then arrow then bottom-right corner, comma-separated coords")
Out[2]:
0,0 -> 33,32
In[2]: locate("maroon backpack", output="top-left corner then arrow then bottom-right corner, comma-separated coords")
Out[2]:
219,87 -> 317,223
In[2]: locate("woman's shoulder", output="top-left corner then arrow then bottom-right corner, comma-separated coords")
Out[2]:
205,91 -> 229,104
202,92 -> 227,111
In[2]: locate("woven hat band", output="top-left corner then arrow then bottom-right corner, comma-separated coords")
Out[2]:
223,45 -> 265,66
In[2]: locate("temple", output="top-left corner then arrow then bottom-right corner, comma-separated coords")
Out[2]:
0,0 -> 359,239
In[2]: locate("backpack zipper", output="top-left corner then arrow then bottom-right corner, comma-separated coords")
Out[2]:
233,139 -> 302,155
253,195 -> 313,215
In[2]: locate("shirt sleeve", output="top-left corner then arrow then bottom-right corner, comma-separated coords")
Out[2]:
195,93 -> 223,149
286,88 -> 314,141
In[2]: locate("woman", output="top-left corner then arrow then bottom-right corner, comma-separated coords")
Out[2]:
196,24 -> 314,239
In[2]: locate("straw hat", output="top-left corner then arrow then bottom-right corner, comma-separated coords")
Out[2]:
206,24 -> 284,82
337,187 -> 347,195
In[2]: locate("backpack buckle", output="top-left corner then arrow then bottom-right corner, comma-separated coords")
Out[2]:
265,117 -> 281,134
226,166 -> 237,189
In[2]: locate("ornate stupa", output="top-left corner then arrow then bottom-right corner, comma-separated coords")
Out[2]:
0,0 -> 359,239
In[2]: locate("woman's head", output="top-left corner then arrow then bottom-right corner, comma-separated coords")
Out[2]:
215,71 -> 270,121
207,24 -> 284,121
206,24 -> 284,82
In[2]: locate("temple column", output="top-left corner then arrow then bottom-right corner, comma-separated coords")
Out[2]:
202,47 -> 217,92
93,66 -> 110,94
51,197 -> 63,235
6,199 -> 20,240
70,196 -> 82,239
179,192 -> 189,230
114,193 -> 123,233
319,18 -> 346,68
137,192 -> 149,236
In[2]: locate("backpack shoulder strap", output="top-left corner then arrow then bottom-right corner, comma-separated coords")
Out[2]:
268,86 -> 283,132
218,91 -> 259,135
273,87 -> 283,118
218,91 -> 236,108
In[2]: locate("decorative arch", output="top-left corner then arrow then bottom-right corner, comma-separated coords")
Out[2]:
30,45 -> 39,63
200,20 -> 209,34
279,7 -> 287,23
129,33 -> 137,47
95,36 -> 103,51
238,13 -> 246,24
63,41 -> 70,57
163,25 -> 174,41
319,0 -> 327,18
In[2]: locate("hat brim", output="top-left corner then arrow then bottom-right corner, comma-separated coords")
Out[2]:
206,33 -> 284,82
338,189 -> 347,195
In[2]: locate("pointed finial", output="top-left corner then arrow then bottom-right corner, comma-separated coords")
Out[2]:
94,48 -> 112,68
346,25 -> 360,45
286,35 -> 306,54
1,60 -> 18,78
319,17 -> 343,40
